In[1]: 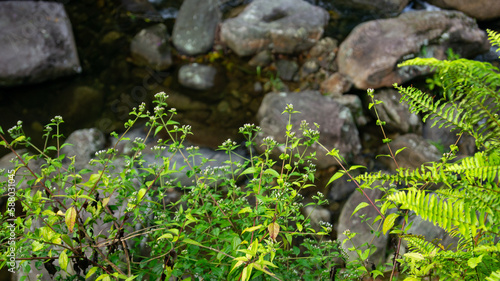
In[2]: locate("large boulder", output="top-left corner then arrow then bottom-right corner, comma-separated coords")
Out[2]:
256,91 -> 361,169
0,1 -> 81,87
220,0 -> 329,56
337,188 -> 388,265
372,89 -> 422,134
425,0 -> 500,21
337,10 -> 489,90
172,0 -> 220,55
130,23 -> 172,71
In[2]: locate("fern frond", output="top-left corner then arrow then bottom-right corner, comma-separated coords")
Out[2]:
486,270 -> 500,281
402,235 -> 440,256
487,29 -> 500,56
388,188 -> 487,239
396,55 -> 500,150
446,152 -> 500,183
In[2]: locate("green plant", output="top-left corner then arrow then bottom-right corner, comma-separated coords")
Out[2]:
0,93 -> 346,280
351,29 -> 500,280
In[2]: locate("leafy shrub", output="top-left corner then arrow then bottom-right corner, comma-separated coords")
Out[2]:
0,93 -> 344,280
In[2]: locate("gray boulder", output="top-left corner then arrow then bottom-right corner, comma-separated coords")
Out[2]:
220,0 -> 329,56
130,23 -> 172,71
256,91 -> 361,169
178,63 -> 217,91
378,133 -> 441,170
337,188 -> 388,265
172,0 -> 220,55
0,1 -> 81,87
373,89 -> 422,134
60,128 -> 106,170
337,10 -> 489,89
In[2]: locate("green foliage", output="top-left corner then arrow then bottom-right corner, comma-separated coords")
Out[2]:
0,93 -> 341,280
353,29 -> 500,280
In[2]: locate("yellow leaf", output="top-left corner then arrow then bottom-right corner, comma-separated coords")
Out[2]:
268,222 -> 280,240
65,207 -> 77,233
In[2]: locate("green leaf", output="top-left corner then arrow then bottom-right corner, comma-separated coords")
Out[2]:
95,274 -> 111,281
263,169 -> 280,179
242,225 -> 263,234
467,254 -> 483,268
238,207 -> 253,214
85,267 -> 99,279
383,213 -> 398,235
183,238 -> 202,246
157,233 -> 173,240
351,202 -> 369,217
327,171 -> 345,186
154,125 -> 163,136
137,188 -> 147,202
394,147 -> 407,156
65,207 -> 77,233
59,250 -> 68,272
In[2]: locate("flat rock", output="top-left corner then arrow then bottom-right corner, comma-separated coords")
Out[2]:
337,10 -> 489,89
172,0 -> 220,55
0,1 -> 81,87
220,0 -> 329,56
130,23 -> 172,71
256,91 -> 361,169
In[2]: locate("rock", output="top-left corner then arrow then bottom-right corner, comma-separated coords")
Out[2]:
275,59 -> 299,81
308,37 -> 338,71
130,24 -> 172,71
337,10 -> 489,89
178,63 -> 218,91
422,103 -> 476,156
172,0 -> 220,55
320,72 -> 352,97
341,0 -> 411,16
303,206 -> 331,232
248,50 -> 273,67
334,94 -> 369,127
54,86 -> 104,125
300,60 -> 320,79
328,177 -> 357,202
372,89 -> 422,134
424,0 -> 500,21
256,91 -> 362,169
0,1 -> 81,87
378,133 -> 441,170
220,0 -> 329,56
404,213 -> 459,250
60,128 -> 106,170
337,188 -> 388,265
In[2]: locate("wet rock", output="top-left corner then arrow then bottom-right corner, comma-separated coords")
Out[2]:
55,86 -> 104,125
337,10 -> 489,89
220,0 -> 329,56
337,188 -> 388,265
0,1 -> 81,87
320,72 -> 352,97
178,63 -> 218,91
60,128 -> 106,170
372,89 -> 422,134
425,0 -> 500,20
130,24 -> 172,71
256,91 -> 361,169
378,133 -> 441,170
275,59 -> 299,81
172,0 -> 221,55
334,94 -> 369,127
